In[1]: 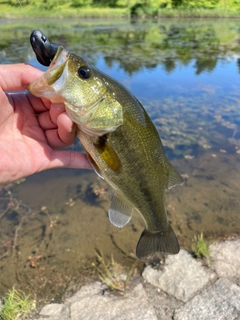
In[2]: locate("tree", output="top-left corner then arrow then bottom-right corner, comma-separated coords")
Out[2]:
171,0 -> 183,7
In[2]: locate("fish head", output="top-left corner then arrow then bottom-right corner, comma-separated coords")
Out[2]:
28,46 -> 123,136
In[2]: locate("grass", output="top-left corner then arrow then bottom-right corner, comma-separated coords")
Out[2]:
0,288 -> 36,320
0,3 -> 130,19
92,252 -> 136,292
192,232 -> 210,260
0,2 -> 240,19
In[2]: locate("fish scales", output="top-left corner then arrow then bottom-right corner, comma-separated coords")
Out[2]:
79,109 -> 167,231
79,88 -> 166,215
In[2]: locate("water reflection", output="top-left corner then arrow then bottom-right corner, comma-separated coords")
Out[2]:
1,18 -> 240,300
1,19 -> 240,74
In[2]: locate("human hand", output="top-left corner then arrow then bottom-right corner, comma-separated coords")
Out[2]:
0,64 -> 91,184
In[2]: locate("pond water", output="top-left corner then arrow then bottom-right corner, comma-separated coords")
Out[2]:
1,18 -> 240,300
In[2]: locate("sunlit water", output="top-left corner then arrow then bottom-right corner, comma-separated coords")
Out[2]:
1,18 -> 240,300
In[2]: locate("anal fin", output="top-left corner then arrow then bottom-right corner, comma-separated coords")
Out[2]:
108,192 -> 133,228
168,163 -> 184,189
136,224 -> 180,260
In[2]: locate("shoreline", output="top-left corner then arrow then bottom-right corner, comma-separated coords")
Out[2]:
2,16 -> 240,20
1,8 -> 240,19
34,237 -> 240,319
1,236 -> 240,319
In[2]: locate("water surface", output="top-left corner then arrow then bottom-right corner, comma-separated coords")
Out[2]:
1,18 -> 240,300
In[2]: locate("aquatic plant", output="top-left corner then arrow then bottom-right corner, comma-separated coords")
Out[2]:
0,288 -> 36,320
92,253 -> 136,292
192,232 -> 210,260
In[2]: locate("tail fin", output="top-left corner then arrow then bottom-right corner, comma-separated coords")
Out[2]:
136,225 -> 180,260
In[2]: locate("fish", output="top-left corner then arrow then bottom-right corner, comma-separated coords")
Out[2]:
28,46 -> 184,260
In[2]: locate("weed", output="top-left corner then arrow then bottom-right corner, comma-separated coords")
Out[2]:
92,253 -> 136,292
0,288 -> 36,320
192,232 -> 210,261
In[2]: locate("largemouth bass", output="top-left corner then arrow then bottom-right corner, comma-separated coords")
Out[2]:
28,46 -> 184,260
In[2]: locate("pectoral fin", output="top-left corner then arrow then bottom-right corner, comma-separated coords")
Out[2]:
94,136 -> 122,173
108,192 -> 133,228
86,152 -> 104,179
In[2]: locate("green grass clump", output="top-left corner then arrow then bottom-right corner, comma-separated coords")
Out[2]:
0,288 -> 36,320
192,232 -> 210,260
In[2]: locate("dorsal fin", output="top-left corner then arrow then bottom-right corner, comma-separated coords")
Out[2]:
108,192 -> 133,228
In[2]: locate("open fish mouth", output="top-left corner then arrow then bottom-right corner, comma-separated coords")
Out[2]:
47,46 -> 69,73
28,47 -> 69,103
28,47 -> 104,114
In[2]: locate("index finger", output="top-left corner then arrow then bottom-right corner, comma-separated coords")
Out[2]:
0,63 -> 43,92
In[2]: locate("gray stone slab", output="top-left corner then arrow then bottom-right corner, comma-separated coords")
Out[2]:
144,282 -> 183,320
210,238 -> 240,278
142,249 -> 216,302
69,282 -> 157,320
174,278 -> 240,320
39,303 -> 69,320
66,281 -> 105,304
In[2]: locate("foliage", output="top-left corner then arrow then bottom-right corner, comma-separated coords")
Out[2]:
8,0 -> 240,10
71,0 -> 92,7
0,288 -> 35,320
1,0 -> 240,18
192,233 -> 210,260
171,0 -> 240,8
130,0 -> 172,16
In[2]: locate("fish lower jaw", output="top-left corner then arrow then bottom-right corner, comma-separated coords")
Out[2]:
77,123 -> 114,137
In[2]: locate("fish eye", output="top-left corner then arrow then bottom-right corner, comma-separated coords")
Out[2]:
78,66 -> 91,79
